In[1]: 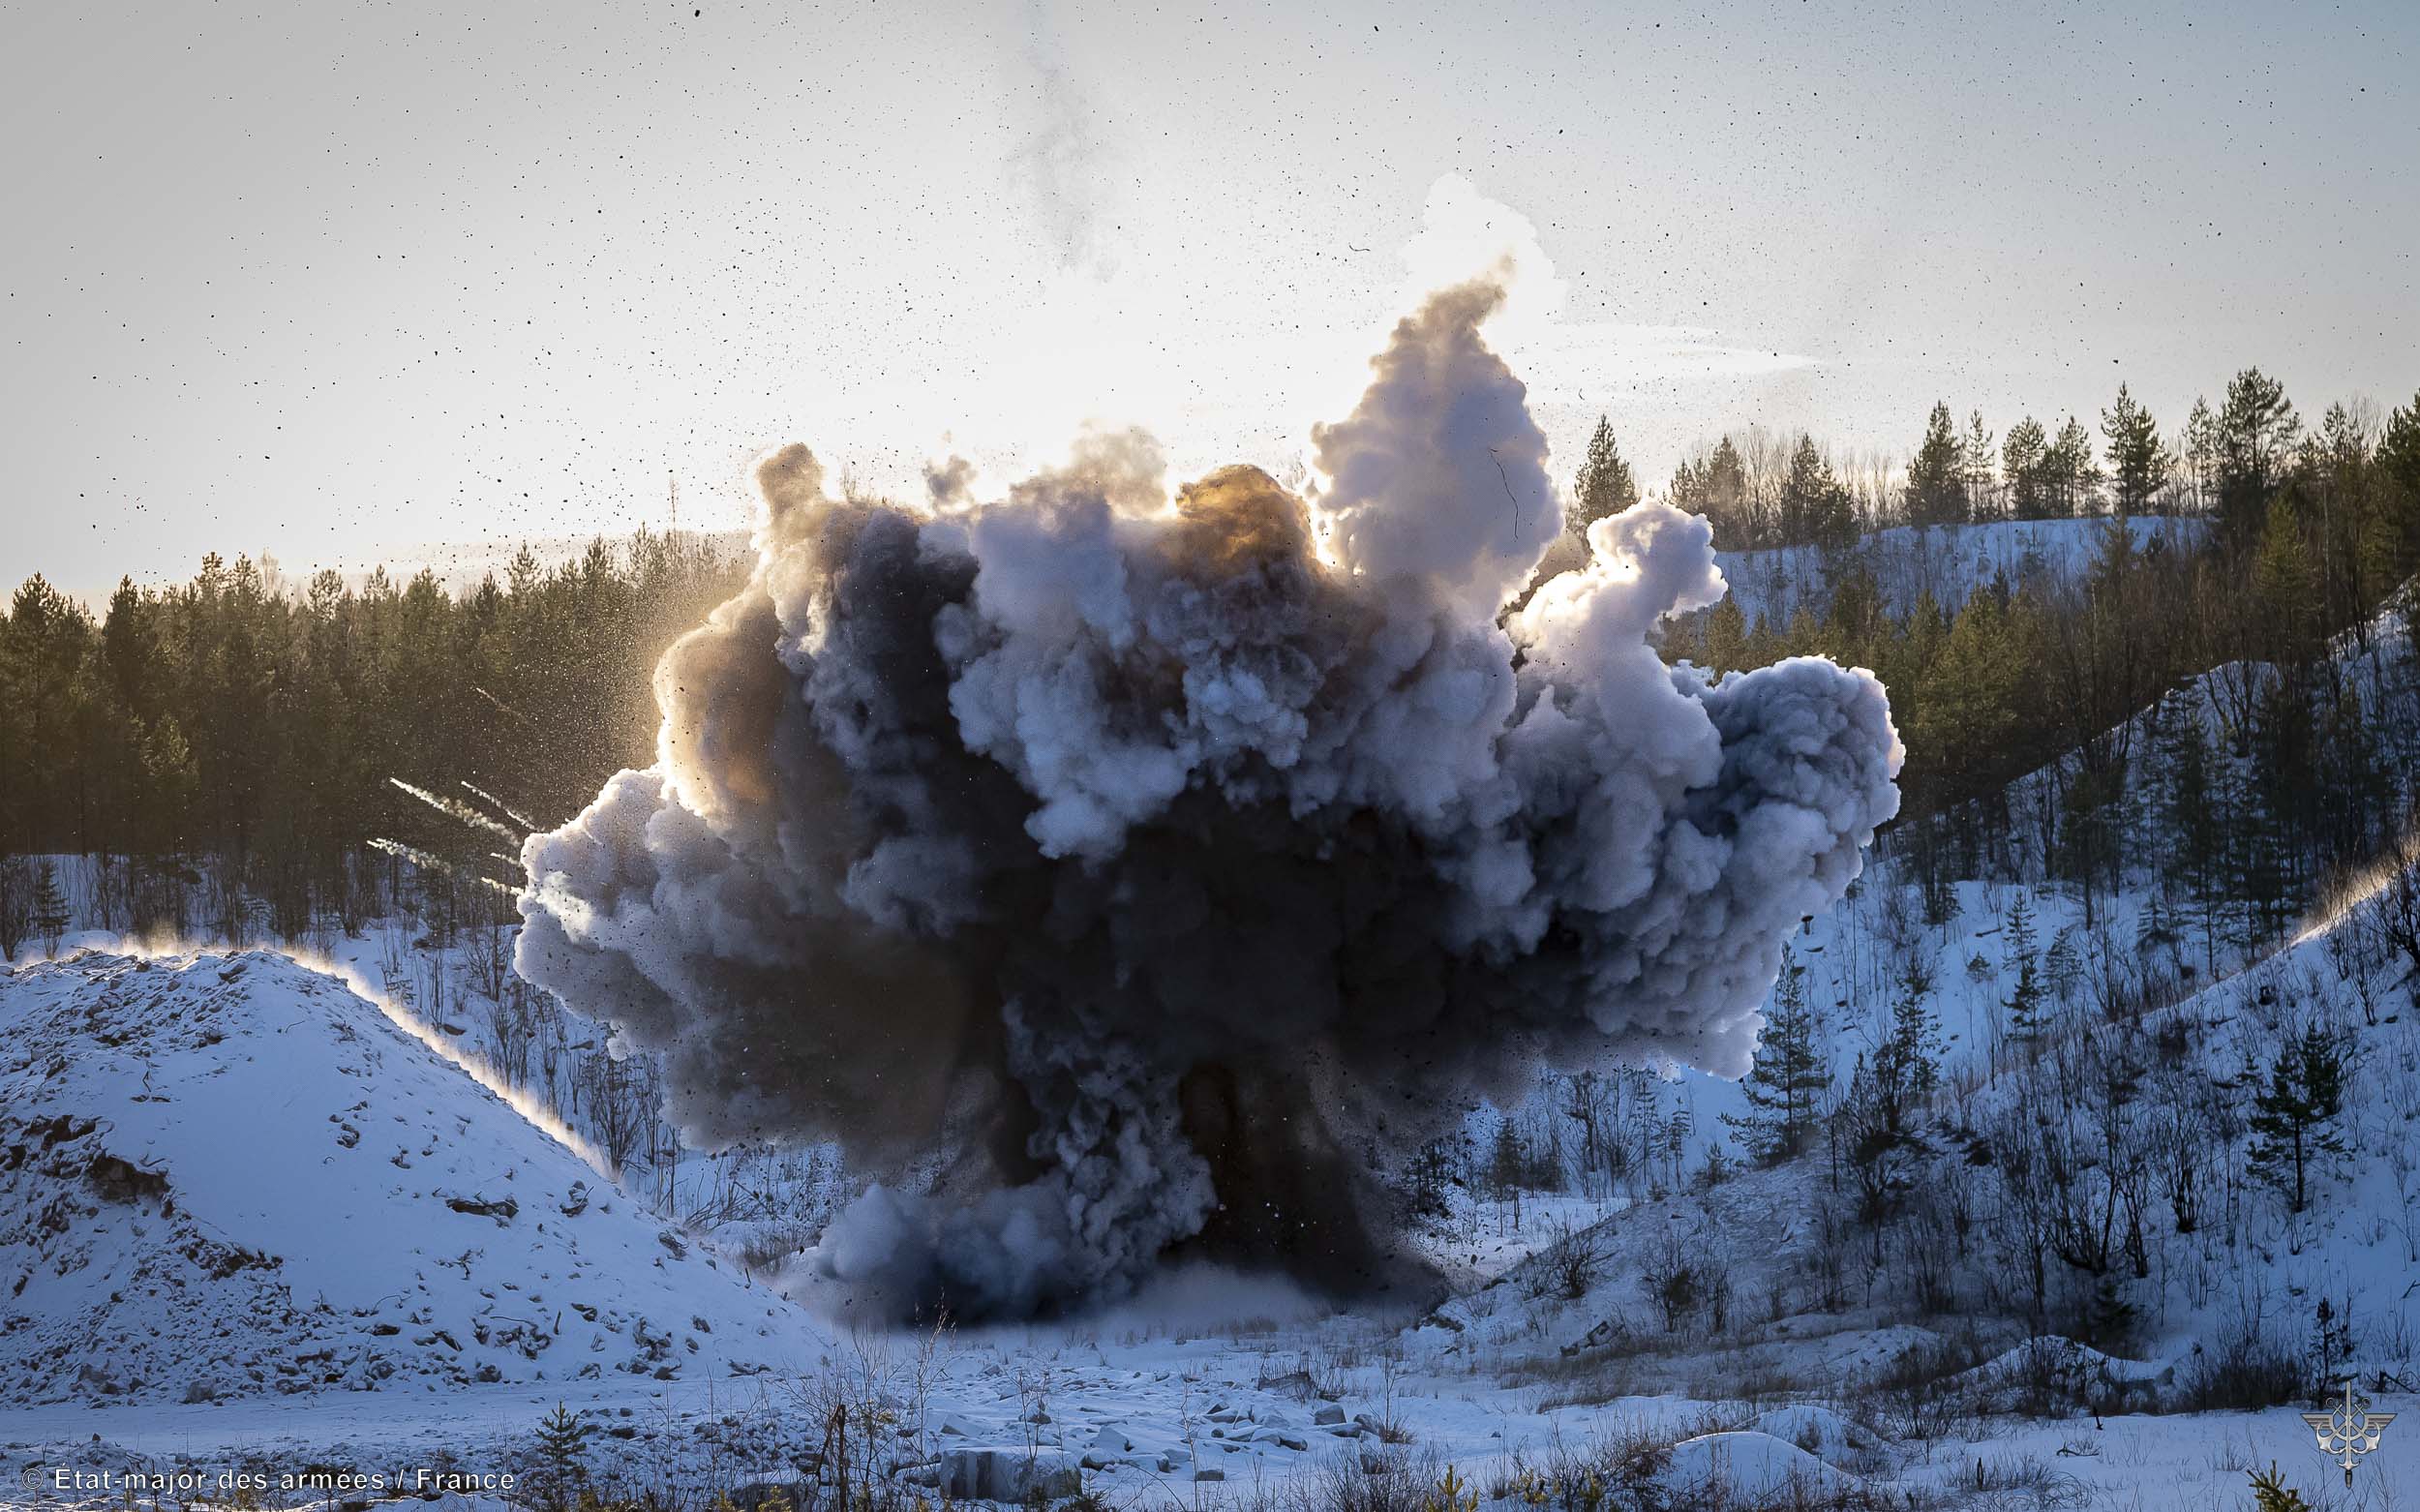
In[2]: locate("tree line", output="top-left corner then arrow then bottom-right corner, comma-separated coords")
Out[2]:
1565,369 -> 2420,554
0,533 -> 750,944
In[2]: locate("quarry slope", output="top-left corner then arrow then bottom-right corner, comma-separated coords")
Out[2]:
0,950 -> 824,1406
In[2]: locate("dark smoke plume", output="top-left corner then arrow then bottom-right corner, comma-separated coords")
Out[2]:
517,234 -> 1902,1319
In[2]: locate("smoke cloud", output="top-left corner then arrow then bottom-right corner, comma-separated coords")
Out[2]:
515,185 -> 1902,1319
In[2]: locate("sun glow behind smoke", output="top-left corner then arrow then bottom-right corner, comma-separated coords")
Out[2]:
797,178 -> 1819,522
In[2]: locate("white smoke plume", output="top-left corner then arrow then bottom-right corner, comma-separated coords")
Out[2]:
515,184 -> 1903,1319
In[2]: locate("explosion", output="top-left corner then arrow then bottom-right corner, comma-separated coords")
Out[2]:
514,188 -> 1903,1319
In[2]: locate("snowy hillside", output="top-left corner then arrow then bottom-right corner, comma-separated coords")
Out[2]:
1716,513 -> 2209,625
0,951 -> 824,1407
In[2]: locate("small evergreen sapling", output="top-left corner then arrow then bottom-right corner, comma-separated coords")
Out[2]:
1721,948 -> 1828,1164
2248,1025 -> 2348,1214
532,1402 -> 592,1508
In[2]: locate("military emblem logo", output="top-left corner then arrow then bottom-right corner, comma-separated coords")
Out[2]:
2304,1381 -> 2395,1486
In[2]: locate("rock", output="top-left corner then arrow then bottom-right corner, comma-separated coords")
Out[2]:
1313,1403 -> 1346,1426
1195,1468 -> 1225,1484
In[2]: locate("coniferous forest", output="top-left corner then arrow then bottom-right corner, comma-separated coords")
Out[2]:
0,533 -> 749,950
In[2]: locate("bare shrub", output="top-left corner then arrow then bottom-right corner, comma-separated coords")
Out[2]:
2176,1326 -> 2305,1412
1529,1219 -> 1607,1302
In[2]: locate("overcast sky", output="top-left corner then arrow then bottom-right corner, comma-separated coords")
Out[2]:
5,0 -> 2414,604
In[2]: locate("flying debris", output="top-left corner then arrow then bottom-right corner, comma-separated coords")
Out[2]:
516,185 -> 1903,1320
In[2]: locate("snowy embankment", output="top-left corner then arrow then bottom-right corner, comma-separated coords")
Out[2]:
0,951 -> 822,1407
1717,513 -> 2208,624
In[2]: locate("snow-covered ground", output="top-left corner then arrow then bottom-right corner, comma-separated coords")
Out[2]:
8,875 -> 2416,1510
0,952 -> 822,1408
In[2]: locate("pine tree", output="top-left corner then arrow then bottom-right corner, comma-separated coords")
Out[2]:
31,859 -> 68,956
1487,1117 -> 1527,1200
2315,684 -> 2393,866
2254,499 -> 2321,664
2309,402 -> 2373,618
2157,695 -> 2227,971
1962,410 -> 1998,519
2101,383 -> 2169,514
2140,690 -> 2187,875
1664,1103 -> 1693,1187
2003,417 -> 2050,519
1721,948 -> 1828,1163
2044,926 -> 2082,1005
0,858 -> 31,962
2366,392 -> 2420,596
1673,437 -> 1752,545
1701,597 -> 1748,674
1905,402 -> 1966,526
2134,892 -> 2180,959
2181,396 -> 2220,513
2248,1025 -> 2348,1214
2217,367 -> 2302,539
2046,415 -> 2103,517
2239,677 -> 2314,946
1778,434 -> 1856,549
1569,416 -> 1641,534
1911,593 -> 2022,804
2003,892 -> 2045,1042
1877,955 -> 1943,1133
1406,1134 -> 1467,1218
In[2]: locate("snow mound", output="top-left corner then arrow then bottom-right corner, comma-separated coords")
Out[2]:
0,950 -> 825,1406
1744,1405 -> 1885,1471
1949,1336 -> 2170,1413
1658,1431 -> 1859,1499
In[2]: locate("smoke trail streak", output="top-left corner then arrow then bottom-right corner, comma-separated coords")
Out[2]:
369,838 -> 517,896
389,779 -> 521,843
470,685 -> 534,728
461,780 -> 540,833
516,180 -> 1903,1319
